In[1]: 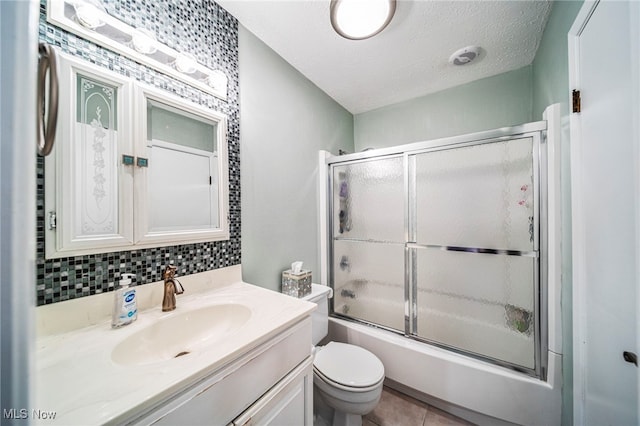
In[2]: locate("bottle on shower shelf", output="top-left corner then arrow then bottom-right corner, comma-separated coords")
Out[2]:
338,171 -> 351,233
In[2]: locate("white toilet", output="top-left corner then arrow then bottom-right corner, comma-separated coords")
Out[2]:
302,284 -> 385,426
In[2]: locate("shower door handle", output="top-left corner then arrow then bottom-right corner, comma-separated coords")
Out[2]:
37,43 -> 59,156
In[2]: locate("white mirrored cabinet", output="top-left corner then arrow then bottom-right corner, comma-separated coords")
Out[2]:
45,52 -> 229,259
135,86 -> 228,245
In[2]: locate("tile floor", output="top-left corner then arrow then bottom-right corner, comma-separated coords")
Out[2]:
363,386 -> 473,426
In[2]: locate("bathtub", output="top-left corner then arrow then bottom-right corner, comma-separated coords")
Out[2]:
333,280 -> 537,372
327,316 -> 562,426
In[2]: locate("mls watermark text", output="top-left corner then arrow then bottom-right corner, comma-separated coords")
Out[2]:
3,408 -> 57,420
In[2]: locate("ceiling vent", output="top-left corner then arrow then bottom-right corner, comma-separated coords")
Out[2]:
449,46 -> 482,66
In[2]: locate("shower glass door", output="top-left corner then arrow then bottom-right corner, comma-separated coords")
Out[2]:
410,137 -> 539,370
331,156 -> 405,332
328,126 -> 545,376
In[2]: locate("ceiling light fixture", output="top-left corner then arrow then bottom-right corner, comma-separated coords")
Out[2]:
330,0 -> 396,40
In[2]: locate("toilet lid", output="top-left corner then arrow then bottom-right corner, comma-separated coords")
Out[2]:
313,342 -> 384,388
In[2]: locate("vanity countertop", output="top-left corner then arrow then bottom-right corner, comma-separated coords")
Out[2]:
35,278 -> 315,425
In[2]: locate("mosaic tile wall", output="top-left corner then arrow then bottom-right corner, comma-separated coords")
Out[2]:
36,0 -> 240,305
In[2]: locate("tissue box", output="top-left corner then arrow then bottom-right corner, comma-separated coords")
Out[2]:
281,269 -> 312,298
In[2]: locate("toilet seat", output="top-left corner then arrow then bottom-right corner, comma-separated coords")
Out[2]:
314,367 -> 384,393
313,342 -> 385,389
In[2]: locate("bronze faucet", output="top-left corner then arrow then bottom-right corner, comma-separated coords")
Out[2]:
162,265 -> 184,312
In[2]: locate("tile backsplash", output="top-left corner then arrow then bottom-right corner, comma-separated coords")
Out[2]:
37,0 -> 240,305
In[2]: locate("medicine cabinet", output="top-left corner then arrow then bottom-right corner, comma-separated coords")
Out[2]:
44,52 -> 229,259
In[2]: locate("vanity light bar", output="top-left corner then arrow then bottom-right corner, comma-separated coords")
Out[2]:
47,0 -> 228,100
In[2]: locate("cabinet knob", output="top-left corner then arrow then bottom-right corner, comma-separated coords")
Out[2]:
122,155 -> 135,165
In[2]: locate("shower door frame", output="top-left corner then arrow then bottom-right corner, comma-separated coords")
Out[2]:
326,121 -> 549,379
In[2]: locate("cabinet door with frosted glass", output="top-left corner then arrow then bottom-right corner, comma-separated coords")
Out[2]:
133,86 -> 229,245
45,53 -> 134,258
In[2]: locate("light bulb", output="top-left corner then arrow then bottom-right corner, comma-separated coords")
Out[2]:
207,70 -> 227,92
175,53 -> 198,74
74,2 -> 105,30
131,28 -> 157,55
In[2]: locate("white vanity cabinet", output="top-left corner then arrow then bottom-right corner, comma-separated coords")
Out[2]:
45,52 -> 230,259
128,318 -> 313,426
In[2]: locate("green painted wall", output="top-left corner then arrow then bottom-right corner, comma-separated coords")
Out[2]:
354,66 -> 533,151
531,1 -> 584,425
239,26 -> 354,292
533,1 -> 584,119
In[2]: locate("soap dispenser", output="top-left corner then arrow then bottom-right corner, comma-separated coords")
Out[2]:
111,273 -> 138,328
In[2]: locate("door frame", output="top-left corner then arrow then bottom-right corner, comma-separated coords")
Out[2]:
568,3 -> 597,423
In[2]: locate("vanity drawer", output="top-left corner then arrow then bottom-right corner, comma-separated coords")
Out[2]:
232,355 -> 313,426
130,317 -> 311,426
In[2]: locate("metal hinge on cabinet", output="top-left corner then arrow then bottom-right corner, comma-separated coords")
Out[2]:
48,211 -> 57,230
572,89 -> 581,113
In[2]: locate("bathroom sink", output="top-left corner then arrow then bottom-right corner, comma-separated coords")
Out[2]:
111,303 -> 252,365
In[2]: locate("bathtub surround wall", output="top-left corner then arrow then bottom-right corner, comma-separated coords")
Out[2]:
36,0 -> 240,305
239,26 -> 353,292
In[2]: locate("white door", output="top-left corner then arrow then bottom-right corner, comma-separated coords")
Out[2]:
570,1 -> 640,425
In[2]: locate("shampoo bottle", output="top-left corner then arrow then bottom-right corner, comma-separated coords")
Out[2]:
111,273 -> 138,328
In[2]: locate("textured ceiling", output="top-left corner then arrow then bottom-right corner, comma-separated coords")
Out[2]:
217,0 -> 552,114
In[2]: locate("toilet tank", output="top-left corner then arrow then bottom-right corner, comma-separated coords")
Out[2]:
301,284 -> 333,345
